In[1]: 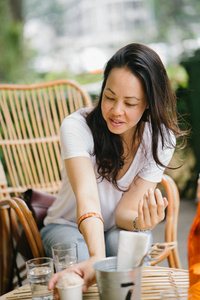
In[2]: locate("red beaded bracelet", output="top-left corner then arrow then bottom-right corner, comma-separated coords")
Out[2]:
78,212 -> 104,233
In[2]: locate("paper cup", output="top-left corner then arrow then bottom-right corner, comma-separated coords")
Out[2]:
56,273 -> 84,300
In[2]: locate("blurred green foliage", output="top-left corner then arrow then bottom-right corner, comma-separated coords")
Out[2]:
181,49 -> 200,171
0,1 -> 24,82
154,0 -> 200,42
165,50 -> 200,198
0,0 -> 39,83
166,64 -> 189,90
41,70 -> 103,86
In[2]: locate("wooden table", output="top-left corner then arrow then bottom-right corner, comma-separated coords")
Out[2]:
0,266 -> 189,300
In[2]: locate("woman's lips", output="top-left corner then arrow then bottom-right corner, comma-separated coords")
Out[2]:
110,118 -> 124,127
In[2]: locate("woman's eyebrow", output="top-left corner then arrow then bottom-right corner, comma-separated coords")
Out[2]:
105,88 -> 141,101
124,96 -> 140,101
105,88 -> 116,95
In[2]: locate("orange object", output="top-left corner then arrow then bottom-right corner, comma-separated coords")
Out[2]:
197,174 -> 200,200
188,174 -> 200,290
188,279 -> 200,299
77,212 -> 104,233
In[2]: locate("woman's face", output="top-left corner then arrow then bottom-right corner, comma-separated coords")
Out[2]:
101,67 -> 148,141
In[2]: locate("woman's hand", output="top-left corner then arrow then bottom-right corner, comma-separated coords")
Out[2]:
137,188 -> 168,231
115,176 -> 166,231
48,256 -> 100,299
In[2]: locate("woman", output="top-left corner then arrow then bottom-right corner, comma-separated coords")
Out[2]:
41,43 -> 184,293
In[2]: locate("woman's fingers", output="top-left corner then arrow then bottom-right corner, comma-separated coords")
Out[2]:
48,268 -> 71,290
48,266 -> 85,299
153,188 -> 165,220
163,196 -> 168,209
138,196 -> 144,227
146,188 -> 158,223
138,188 -> 167,230
138,193 -> 152,229
54,287 -> 59,300
142,193 -> 152,227
48,273 -> 59,290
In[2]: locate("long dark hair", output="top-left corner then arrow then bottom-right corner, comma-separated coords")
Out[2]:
86,43 -> 185,189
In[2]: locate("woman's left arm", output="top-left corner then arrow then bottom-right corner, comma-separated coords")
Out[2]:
115,176 -> 168,231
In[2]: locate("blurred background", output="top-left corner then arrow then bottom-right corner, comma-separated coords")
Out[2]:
0,0 -> 200,199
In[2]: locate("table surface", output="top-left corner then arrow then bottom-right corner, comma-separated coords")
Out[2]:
0,266 -> 189,300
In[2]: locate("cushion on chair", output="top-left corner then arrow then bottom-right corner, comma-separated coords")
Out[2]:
17,189 -> 56,259
23,189 -> 57,230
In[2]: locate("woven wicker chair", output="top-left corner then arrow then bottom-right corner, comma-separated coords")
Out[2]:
150,174 -> 181,269
0,198 -> 45,295
0,79 -> 92,199
0,79 -> 92,295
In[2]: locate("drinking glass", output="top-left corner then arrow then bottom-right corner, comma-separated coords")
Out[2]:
26,257 -> 54,300
52,242 -> 78,272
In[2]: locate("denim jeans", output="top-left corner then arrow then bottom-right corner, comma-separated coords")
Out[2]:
40,224 -> 152,264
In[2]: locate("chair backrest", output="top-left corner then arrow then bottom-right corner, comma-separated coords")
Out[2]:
0,197 -> 46,295
0,79 -> 93,200
150,174 -> 181,268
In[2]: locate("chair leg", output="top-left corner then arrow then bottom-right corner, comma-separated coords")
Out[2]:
168,252 -> 176,268
8,208 -> 23,289
172,247 -> 182,269
0,208 -> 13,295
13,197 -> 46,258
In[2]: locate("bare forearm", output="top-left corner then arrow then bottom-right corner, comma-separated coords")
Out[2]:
76,194 -> 105,258
115,209 -> 138,231
79,216 -> 106,259
115,188 -> 167,232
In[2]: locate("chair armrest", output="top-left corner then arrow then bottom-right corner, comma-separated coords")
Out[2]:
150,242 -> 176,266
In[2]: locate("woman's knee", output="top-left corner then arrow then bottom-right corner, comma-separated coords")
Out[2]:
40,224 -> 90,262
105,226 -> 121,257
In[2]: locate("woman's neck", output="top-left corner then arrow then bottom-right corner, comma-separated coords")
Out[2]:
116,122 -> 145,180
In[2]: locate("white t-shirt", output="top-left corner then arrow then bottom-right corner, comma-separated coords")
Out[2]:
44,108 -> 175,231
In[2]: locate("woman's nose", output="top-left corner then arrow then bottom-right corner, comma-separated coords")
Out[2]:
112,102 -> 123,115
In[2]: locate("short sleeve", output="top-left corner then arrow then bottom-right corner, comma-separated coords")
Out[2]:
60,110 -> 94,160
138,125 -> 176,183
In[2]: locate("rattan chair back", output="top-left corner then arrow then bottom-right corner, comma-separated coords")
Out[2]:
0,79 -> 92,199
150,174 -> 181,268
0,198 -> 46,295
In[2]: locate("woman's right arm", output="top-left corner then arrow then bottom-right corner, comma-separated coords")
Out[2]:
64,156 -> 105,260
52,156 -> 105,292
49,156 -> 105,295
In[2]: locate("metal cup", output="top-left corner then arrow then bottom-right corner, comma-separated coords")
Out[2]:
93,256 -> 141,300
